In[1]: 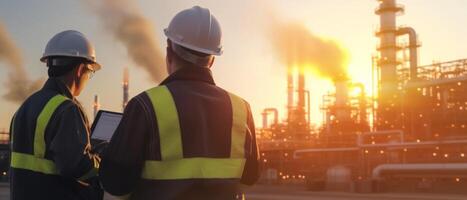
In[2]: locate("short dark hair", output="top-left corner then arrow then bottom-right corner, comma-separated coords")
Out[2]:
47,56 -> 88,77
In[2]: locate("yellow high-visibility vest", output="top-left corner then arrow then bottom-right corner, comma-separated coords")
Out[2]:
10,94 -> 68,175
10,94 -> 96,180
142,85 -> 248,180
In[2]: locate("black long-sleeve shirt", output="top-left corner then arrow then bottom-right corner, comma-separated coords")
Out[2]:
100,67 -> 260,199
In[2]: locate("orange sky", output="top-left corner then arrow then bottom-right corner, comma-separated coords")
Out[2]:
1,0 -> 467,130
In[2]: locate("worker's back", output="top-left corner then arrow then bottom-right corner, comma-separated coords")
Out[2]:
10,78 -> 99,200
100,67 -> 260,200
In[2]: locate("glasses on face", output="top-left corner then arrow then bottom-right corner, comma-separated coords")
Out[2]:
89,69 -> 95,79
86,64 -> 95,79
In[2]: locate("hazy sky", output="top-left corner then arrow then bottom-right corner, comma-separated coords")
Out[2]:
0,0 -> 467,130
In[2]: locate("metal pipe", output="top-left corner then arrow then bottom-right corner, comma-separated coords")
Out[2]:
358,130 -> 405,146
262,108 -> 279,128
360,139 -> 467,148
261,112 -> 268,129
371,55 -> 377,131
353,83 -> 367,124
397,27 -> 418,80
287,70 -> 294,119
293,139 -> 467,159
294,147 -> 360,159
305,90 -> 311,129
372,163 -> 467,180
297,71 -> 306,112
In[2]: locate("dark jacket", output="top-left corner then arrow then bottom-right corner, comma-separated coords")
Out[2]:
10,78 -> 101,200
100,67 -> 260,200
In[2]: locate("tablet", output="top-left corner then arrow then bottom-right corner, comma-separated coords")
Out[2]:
91,110 -> 123,141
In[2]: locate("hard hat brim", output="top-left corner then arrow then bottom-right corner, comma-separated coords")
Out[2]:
164,29 -> 223,56
40,54 -> 101,71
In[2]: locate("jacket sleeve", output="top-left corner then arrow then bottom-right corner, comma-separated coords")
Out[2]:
99,97 -> 149,196
9,113 -> 16,146
49,102 -> 100,180
240,102 -> 261,185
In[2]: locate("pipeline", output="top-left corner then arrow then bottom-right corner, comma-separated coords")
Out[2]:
352,83 -> 367,124
304,90 -> 311,129
262,108 -> 279,129
372,163 -> 467,180
287,72 -> 294,118
357,130 -> 405,146
397,27 -> 418,80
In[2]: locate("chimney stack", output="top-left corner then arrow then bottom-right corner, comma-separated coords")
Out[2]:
93,95 -> 100,118
123,67 -> 129,111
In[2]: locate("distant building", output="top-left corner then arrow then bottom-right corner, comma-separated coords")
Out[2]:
0,130 -> 8,145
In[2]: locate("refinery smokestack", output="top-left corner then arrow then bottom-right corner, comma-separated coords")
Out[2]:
375,0 -> 418,129
93,95 -> 100,119
84,0 -> 167,83
375,0 -> 402,129
297,70 -> 306,113
287,70 -> 294,117
334,78 -> 350,122
123,67 -> 129,111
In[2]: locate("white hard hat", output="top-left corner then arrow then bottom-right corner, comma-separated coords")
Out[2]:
164,6 -> 223,56
40,30 -> 101,71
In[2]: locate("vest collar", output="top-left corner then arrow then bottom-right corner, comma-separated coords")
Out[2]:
160,67 -> 215,85
42,78 -> 74,100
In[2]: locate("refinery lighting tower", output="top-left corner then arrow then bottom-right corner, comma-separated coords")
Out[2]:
123,67 -> 129,111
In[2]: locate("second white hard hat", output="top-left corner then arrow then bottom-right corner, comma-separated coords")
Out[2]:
164,6 -> 223,56
40,30 -> 101,71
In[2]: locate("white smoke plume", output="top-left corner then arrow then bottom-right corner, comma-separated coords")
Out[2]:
85,0 -> 167,83
269,20 -> 349,81
0,22 -> 42,103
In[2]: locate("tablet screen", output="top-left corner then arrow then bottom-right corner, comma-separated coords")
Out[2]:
91,110 -> 123,141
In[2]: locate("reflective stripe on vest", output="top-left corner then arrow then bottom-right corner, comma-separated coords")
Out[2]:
10,94 -> 68,175
229,92 -> 247,158
142,85 -> 248,180
146,86 -> 183,160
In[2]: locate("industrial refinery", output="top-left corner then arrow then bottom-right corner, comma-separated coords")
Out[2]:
258,0 -> 467,194
0,0 -> 466,199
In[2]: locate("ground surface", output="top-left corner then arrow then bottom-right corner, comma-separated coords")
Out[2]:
2,183 -> 467,200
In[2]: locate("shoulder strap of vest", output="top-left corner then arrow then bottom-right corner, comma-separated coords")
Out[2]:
34,94 -> 69,158
146,86 -> 183,160
227,92 -> 248,158
11,94 -> 69,175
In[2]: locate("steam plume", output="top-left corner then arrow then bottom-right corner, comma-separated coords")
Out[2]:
269,21 -> 349,80
0,22 -> 42,103
85,0 -> 166,82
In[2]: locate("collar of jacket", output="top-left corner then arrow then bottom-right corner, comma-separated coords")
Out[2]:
159,66 -> 216,86
42,77 -> 91,130
42,78 -> 75,100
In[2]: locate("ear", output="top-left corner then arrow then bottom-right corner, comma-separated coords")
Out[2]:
208,57 -> 215,68
76,63 -> 86,78
166,46 -> 173,64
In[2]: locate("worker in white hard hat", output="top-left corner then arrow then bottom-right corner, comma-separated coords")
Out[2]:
9,30 -> 105,200
100,6 -> 260,200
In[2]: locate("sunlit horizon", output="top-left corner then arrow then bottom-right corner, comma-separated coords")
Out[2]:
1,0 -> 467,130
